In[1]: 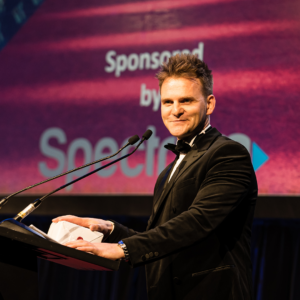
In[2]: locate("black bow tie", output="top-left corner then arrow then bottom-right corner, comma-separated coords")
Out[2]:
164,140 -> 192,154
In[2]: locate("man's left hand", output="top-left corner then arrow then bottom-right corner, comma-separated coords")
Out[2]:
64,241 -> 125,260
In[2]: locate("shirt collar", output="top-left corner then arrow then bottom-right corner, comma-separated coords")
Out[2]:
189,124 -> 211,146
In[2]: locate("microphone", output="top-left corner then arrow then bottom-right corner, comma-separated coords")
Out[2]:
0,134 -> 140,210
128,135 -> 140,145
142,129 -> 153,140
13,129 -> 153,222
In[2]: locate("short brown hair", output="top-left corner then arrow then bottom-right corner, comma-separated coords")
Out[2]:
156,54 -> 213,98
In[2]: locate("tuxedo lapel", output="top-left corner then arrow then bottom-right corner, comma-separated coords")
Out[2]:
151,150 -> 206,220
148,128 -> 222,229
152,160 -> 182,215
172,150 -> 206,185
147,163 -> 174,230
153,163 -> 174,208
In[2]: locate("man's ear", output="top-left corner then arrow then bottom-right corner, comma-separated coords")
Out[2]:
206,95 -> 216,116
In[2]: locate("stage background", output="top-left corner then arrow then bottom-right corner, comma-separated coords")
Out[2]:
1,0 -> 299,196
1,0 -> 300,299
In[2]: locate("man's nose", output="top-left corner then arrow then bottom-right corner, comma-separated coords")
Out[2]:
172,102 -> 184,117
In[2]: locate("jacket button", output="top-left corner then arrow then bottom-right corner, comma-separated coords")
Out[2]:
173,277 -> 181,285
149,252 -> 153,258
173,207 -> 176,213
154,252 -> 159,257
141,255 -> 146,261
145,254 -> 150,259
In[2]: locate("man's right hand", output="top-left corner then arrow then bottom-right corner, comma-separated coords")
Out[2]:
52,215 -> 114,240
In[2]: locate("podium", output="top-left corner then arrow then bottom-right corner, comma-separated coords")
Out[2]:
0,219 -> 120,300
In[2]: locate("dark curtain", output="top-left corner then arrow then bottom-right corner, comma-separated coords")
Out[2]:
251,219 -> 300,300
11,215 -> 300,300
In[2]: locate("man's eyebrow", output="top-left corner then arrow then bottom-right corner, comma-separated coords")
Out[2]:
161,96 -> 196,102
161,97 -> 173,102
178,96 -> 196,101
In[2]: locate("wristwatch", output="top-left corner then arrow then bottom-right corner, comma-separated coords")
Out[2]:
118,240 -> 130,261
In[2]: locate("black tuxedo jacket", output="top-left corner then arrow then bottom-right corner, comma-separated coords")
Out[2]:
107,128 -> 257,300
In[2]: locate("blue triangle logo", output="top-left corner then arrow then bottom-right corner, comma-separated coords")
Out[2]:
252,142 -> 269,171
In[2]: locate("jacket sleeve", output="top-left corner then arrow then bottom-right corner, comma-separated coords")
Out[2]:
105,221 -> 139,243
122,141 -> 256,267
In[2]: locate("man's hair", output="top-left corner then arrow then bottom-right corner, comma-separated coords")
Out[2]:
156,54 -> 213,98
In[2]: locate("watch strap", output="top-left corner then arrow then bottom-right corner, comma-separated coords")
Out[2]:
118,240 -> 130,261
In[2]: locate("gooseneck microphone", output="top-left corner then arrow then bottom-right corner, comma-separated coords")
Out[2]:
0,134 -> 140,210
13,130 -> 153,222
142,129 -> 152,141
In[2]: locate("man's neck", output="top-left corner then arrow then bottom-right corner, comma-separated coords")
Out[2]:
178,118 -> 210,144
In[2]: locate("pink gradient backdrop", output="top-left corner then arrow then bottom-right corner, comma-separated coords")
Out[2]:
0,0 -> 299,195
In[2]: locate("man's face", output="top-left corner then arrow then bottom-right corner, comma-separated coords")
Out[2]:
161,76 -> 213,141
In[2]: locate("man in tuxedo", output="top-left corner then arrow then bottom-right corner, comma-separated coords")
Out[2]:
54,54 -> 257,300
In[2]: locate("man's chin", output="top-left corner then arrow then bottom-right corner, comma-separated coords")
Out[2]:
166,124 -> 190,138
169,130 -> 190,140
169,129 -> 201,141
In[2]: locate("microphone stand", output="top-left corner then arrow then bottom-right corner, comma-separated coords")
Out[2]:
0,131 -> 152,236
0,135 -> 139,210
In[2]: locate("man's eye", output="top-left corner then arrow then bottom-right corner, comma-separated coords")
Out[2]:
182,99 -> 190,103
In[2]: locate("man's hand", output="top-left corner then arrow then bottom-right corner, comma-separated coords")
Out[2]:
52,215 -> 114,240
64,241 -> 124,260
